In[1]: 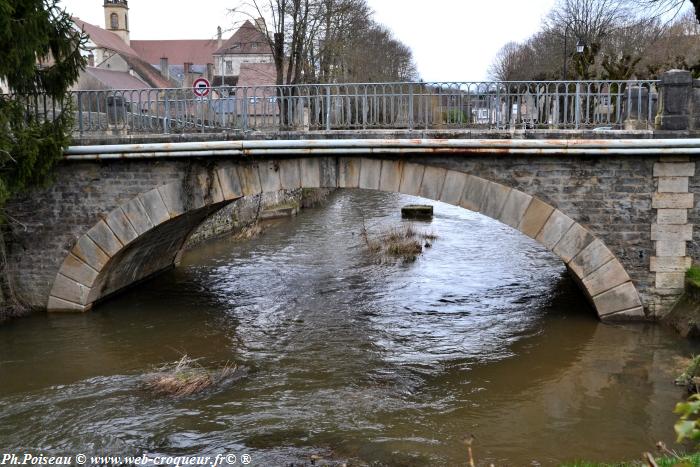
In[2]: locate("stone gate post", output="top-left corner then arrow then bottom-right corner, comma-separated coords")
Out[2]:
655,69 -> 699,131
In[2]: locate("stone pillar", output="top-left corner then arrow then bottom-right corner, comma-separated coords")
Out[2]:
655,70 -> 694,131
651,157 -> 695,315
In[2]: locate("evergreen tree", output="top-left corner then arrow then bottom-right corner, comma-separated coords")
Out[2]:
0,0 -> 86,207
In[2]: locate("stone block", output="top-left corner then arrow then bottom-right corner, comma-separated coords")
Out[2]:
656,209 -> 688,225
194,171 -> 225,206
379,160 -> 402,193
217,167 -> 244,200
338,158 -> 360,188
318,158 -> 337,188
50,273 -> 90,304
279,159 -> 302,190
656,272 -> 686,289
480,182 -> 511,220
419,166 -> 446,201
518,198 -> 554,239
359,158 -> 382,190
601,307 -> 646,322
47,296 -> 87,313
650,256 -> 692,272
122,197 -> 154,235
399,163 -> 425,196
499,190 -> 532,229
569,239 -> 614,279
139,189 -> 171,226
651,224 -> 693,241
460,175 -> 489,212
300,158 -> 321,188
157,183 -> 186,218
593,281 -> 642,317
258,161 -> 282,193
238,164 -> 262,196
652,193 -> 694,209
656,239 -> 687,257
582,259 -> 630,297
105,208 -> 138,246
536,210 -> 575,251
657,177 -> 689,193
58,253 -> 98,287
553,223 -> 594,263
440,170 -> 467,206
72,235 -> 110,271
86,220 -> 122,257
653,162 -> 695,177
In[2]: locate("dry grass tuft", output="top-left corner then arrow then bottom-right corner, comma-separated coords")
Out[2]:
361,223 -> 439,263
145,355 -> 236,397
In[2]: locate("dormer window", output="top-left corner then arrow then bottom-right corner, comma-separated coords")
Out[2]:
110,13 -> 118,29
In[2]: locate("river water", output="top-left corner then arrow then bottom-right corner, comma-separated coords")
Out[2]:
0,189 -> 697,466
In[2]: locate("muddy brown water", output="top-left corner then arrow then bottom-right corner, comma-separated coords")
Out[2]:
0,189 -> 697,466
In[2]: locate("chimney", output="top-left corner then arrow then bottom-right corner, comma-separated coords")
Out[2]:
217,26 -> 223,49
160,57 -> 169,80
184,62 -> 194,87
206,63 -> 214,82
255,17 -> 266,33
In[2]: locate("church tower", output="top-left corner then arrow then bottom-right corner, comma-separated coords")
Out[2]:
103,0 -> 130,45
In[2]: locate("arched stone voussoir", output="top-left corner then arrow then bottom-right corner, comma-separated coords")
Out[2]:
47,178 -> 233,312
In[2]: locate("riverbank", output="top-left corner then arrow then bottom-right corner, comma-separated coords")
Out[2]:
184,188 -> 334,249
663,267 -> 700,338
562,452 -> 700,466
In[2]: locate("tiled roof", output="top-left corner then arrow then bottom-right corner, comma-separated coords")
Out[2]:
131,40 -> 218,66
73,17 -> 138,58
85,67 -> 149,90
122,55 -> 174,88
214,21 -> 273,56
73,18 -> 173,89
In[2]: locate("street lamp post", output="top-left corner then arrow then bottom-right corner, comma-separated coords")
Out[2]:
562,20 -> 586,80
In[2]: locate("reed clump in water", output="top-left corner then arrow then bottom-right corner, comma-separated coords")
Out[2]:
145,355 -> 236,397
361,223 -> 438,262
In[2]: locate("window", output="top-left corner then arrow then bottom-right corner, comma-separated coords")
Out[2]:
251,42 -> 258,50
268,97 -> 277,104
124,14 -> 128,30
225,61 -> 233,74
110,12 -> 118,29
249,97 -> 260,104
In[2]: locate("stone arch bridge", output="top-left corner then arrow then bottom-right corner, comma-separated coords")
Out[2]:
5,136 -> 700,322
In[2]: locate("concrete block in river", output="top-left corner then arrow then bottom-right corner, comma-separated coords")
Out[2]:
401,204 -> 433,220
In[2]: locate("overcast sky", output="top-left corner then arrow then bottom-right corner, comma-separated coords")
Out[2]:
59,0 -> 558,81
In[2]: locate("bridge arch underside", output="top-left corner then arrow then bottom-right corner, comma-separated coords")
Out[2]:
47,157 -> 644,322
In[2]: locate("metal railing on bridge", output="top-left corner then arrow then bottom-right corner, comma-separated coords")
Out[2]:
12,80 -> 661,136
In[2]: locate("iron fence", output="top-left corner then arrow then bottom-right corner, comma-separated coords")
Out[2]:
10,80 -> 661,135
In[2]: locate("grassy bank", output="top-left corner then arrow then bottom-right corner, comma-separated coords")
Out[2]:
562,452 -> 700,466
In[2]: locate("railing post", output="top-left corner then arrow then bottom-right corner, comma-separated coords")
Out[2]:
575,82 -> 581,129
243,87 -> 249,131
325,86 -> 331,131
163,91 -> 170,134
362,86 -> 367,130
77,92 -> 83,136
408,83 -> 414,130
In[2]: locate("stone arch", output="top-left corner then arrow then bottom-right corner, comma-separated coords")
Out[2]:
47,157 -> 643,322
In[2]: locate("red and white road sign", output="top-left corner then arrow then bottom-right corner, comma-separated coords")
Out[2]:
193,77 -> 210,97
